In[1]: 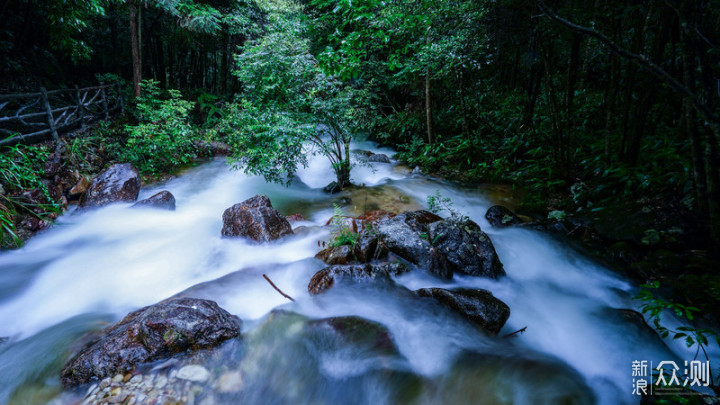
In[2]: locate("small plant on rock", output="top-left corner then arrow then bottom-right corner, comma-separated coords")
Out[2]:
329,203 -> 359,247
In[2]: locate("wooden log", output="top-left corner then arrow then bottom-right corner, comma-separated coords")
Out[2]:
76,86 -> 85,129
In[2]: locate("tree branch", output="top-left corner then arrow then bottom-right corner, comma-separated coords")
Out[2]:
536,0 -> 719,127
263,274 -> 295,302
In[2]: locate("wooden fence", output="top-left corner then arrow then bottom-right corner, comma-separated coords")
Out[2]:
0,83 -> 124,147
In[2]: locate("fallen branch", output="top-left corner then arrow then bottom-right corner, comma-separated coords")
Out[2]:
263,274 -> 295,302
503,326 -> 527,338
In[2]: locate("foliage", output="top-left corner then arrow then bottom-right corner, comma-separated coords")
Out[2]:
636,281 -> 720,371
0,144 -> 60,247
426,190 -> 467,222
329,203 -> 358,247
120,80 -> 200,175
225,0 -> 374,187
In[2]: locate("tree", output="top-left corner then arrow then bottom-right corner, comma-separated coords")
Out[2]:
223,0 -> 372,189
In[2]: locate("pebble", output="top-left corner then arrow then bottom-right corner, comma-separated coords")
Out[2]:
130,375 -> 143,384
215,371 -> 243,393
155,375 -> 168,389
176,365 -> 211,383
85,383 -> 98,397
99,378 -> 111,390
112,374 -> 124,384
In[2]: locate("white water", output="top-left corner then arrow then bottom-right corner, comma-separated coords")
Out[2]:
0,141 -> 713,404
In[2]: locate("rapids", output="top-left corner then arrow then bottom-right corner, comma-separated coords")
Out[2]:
0,140 -> 715,404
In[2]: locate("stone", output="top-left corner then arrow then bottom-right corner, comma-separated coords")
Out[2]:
428,218 -> 505,279
177,365 -> 211,383
415,288 -> 510,335
215,371 -> 243,393
285,213 -> 305,223
131,191 -> 176,211
79,163 -> 141,209
221,195 -> 292,242
315,244 -> 355,265
69,176 -> 90,199
60,298 -> 241,387
374,210 -> 451,278
485,205 -> 523,228
44,152 -> 63,177
308,262 -> 408,295
367,153 -> 391,163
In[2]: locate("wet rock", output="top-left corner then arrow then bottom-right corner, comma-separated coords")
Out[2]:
60,297 -> 241,387
428,218 -> 505,279
131,191 -> 176,211
79,163 -> 141,209
221,195 -> 292,242
323,181 -> 342,194
309,316 -> 397,355
285,213 -> 305,223
308,262 -> 409,294
215,371 -> 244,393
177,365 -> 211,383
411,166 -> 423,175
415,288 -> 510,335
205,141 -> 232,156
374,210 -> 451,279
315,244 -> 355,265
485,205 -> 523,228
367,153 -> 391,163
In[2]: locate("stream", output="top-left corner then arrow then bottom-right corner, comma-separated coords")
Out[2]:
0,140 -> 715,404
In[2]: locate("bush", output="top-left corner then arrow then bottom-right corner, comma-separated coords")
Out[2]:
120,80 -> 200,175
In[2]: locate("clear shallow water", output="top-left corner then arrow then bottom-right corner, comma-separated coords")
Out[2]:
0,141 -> 714,404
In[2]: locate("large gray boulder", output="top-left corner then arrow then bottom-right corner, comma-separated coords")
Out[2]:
221,195 -> 293,242
374,210 -> 451,279
79,163 -> 141,209
60,297 -> 241,387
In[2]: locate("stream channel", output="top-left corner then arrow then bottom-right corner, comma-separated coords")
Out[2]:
0,140 -> 715,405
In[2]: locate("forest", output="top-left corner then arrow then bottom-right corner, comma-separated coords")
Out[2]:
1,0 -> 720,404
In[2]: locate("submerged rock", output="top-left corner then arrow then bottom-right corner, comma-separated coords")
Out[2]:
308,262 -> 408,294
415,288 -> 510,335
132,190 -> 176,211
221,195 -> 292,242
79,163 -> 141,209
60,297 -> 241,387
366,153 -> 391,163
485,205 -> 523,228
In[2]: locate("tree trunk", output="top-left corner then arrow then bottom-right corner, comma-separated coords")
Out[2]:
425,67 -> 433,145
129,0 -> 141,98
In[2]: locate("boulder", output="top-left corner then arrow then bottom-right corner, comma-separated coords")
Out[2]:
415,288 -> 510,335
428,218 -> 505,279
79,164 -> 141,209
131,191 -> 176,211
374,210 -> 451,279
309,316 -> 397,355
315,234 -> 388,265
367,153 -> 391,163
308,262 -> 408,294
221,195 -> 292,242
60,297 -> 241,387
485,205 -> 523,228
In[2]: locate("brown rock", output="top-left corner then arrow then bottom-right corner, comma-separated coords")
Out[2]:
221,195 -> 292,242
79,164 -> 141,209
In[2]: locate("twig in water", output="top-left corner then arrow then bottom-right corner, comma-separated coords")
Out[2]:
503,326 -> 527,338
263,274 -> 295,302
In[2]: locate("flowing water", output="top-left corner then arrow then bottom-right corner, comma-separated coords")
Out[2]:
0,141 -> 715,404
